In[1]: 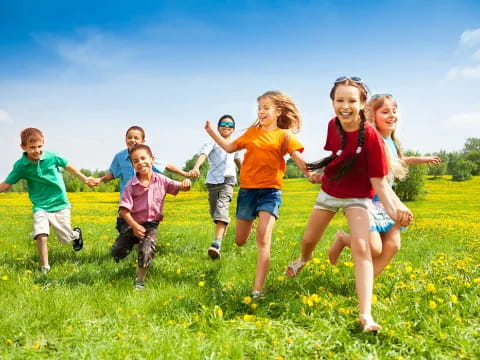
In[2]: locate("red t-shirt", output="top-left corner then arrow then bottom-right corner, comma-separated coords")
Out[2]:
321,118 -> 388,199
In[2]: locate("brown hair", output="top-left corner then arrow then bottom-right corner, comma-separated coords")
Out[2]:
366,95 -> 408,180
307,79 -> 369,181
20,128 -> 44,146
254,91 -> 302,133
129,144 -> 153,158
126,126 -> 145,140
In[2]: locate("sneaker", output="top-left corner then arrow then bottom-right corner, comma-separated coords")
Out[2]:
72,227 -> 83,251
134,279 -> 145,291
207,242 -> 221,260
251,290 -> 264,300
40,265 -> 51,274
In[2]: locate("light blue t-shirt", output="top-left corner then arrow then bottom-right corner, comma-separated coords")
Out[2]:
198,139 -> 240,184
108,148 -> 167,196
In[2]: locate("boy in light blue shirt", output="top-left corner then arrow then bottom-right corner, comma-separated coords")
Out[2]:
0,128 -> 92,273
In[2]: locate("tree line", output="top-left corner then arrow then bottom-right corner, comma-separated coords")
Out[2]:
9,138 -> 480,200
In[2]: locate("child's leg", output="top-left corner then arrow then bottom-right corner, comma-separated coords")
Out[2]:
329,230 -> 382,265
252,211 -> 276,292
35,234 -> 49,268
300,209 -> 335,262
137,223 -> 158,282
345,207 -> 374,317
215,221 -> 228,239
373,225 -> 401,277
235,219 -> 254,246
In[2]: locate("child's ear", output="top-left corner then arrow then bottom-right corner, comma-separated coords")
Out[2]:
20,144 -> 26,151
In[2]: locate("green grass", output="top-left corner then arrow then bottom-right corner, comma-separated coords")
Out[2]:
0,177 -> 479,359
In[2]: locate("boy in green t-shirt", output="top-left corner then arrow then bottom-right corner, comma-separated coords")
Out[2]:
0,128 -> 92,273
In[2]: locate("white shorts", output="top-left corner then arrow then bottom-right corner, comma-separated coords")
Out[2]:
313,191 -> 371,214
31,209 -> 78,244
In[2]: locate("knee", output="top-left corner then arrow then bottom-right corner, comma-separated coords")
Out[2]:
370,242 -> 382,257
350,236 -> 370,257
384,238 -> 401,254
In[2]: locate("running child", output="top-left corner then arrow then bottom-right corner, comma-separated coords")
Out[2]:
205,91 -> 311,298
328,93 -> 440,277
110,144 -> 191,290
190,115 -> 242,259
0,128 -> 91,273
91,126 -> 191,196
285,78 -> 413,332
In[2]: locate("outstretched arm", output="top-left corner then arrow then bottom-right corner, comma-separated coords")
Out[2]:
165,163 -> 189,178
204,121 -> 236,153
65,164 -> 95,187
403,155 -> 441,166
290,150 -> 313,178
190,154 -> 207,178
0,181 -> 12,193
370,177 -> 413,227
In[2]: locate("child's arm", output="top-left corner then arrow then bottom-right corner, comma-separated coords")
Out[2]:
165,163 -> 190,178
94,172 -> 115,185
370,177 -> 413,227
290,150 -> 315,181
403,155 -> 441,166
180,179 -> 192,191
204,121 -> 236,153
190,154 -> 207,178
118,207 -> 146,238
64,164 -> 95,187
0,181 -> 12,193
235,157 -> 242,171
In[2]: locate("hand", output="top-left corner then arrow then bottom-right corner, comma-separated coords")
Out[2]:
181,179 -> 192,191
309,173 -> 323,184
188,169 -> 200,178
133,224 -> 146,238
425,156 -> 441,165
85,177 -> 98,188
395,204 -> 413,227
204,120 -> 215,136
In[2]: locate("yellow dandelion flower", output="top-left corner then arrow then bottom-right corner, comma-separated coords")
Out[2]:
451,295 -> 458,304
473,278 -> 480,284
405,265 -> 413,273
429,300 -> 437,310
313,257 -> 320,264
251,303 -> 258,309
176,268 -> 182,275
243,314 -> 255,322
389,329 -> 396,337
277,275 -> 284,281
343,261 -> 354,268
196,331 -> 204,338
372,295 -> 378,304
116,332 -> 123,339
426,283 -> 436,293
243,296 -> 252,305
1,275 -> 8,281
216,306 -> 223,318
276,356 -> 285,360
4,339 -> 13,346
32,342 -> 40,351
255,321 -> 262,328
333,267 -> 340,273
198,281 -> 205,287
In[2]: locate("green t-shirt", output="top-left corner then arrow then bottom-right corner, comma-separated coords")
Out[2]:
6,151 -> 71,212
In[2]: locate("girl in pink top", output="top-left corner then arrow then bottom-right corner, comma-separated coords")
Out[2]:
286,77 -> 413,332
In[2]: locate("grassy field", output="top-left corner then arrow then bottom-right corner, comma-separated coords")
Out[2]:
0,177 -> 479,359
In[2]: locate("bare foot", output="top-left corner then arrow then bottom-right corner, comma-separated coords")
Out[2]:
328,230 -> 347,265
360,314 -> 381,332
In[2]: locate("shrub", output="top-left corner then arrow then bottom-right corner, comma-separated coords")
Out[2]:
451,159 -> 477,181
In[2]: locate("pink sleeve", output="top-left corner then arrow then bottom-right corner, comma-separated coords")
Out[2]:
119,182 -> 134,210
163,176 -> 182,196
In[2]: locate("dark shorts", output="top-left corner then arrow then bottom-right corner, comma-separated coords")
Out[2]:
110,217 -> 159,268
236,188 -> 282,221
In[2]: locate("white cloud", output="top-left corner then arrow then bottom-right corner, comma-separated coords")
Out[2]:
448,112 -> 480,128
0,109 -> 12,123
460,28 -> 480,48
447,64 -> 480,79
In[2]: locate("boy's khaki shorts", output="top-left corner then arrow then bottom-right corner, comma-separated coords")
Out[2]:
32,208 -> 78,243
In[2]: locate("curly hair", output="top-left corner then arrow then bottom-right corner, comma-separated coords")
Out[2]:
254,91 -> 302,133
366,95 -> 408,181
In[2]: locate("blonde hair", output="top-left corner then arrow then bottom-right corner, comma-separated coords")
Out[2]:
254,91 -> 302,133
366,95 -> 408,181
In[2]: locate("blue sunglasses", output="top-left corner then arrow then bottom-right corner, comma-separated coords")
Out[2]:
219,121 -> 234,128
371,93 -> 393,99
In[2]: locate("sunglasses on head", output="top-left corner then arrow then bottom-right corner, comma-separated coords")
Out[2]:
335,76 -> 370,93
219,121 -> 234,128
371,93 -> 393,99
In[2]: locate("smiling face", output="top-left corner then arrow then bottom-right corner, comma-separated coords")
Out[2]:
130,148 -> 154,178
125,129 -> 145,151
218,118 -> 235,139
374,98 -> 398,138
257,97 -> 281,130
332,84 -> 365,131
21,138 -> 45,162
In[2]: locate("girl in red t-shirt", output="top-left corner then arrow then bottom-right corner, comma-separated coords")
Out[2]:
205,91 -> 311,299
285,77 -> 413,332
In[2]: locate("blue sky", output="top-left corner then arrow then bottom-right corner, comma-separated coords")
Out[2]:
1,0 -> 479,177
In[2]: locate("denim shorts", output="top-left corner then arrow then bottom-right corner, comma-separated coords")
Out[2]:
313,191 -> 371,214
236,188 -> 282,220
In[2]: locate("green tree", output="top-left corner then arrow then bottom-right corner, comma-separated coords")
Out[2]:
427,151 -> 447,179
284,158 -> 304,179
451,159 -> 477,181
393,150 -> 428,201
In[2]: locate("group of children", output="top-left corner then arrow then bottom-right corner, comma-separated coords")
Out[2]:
0,76 -> 440,332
